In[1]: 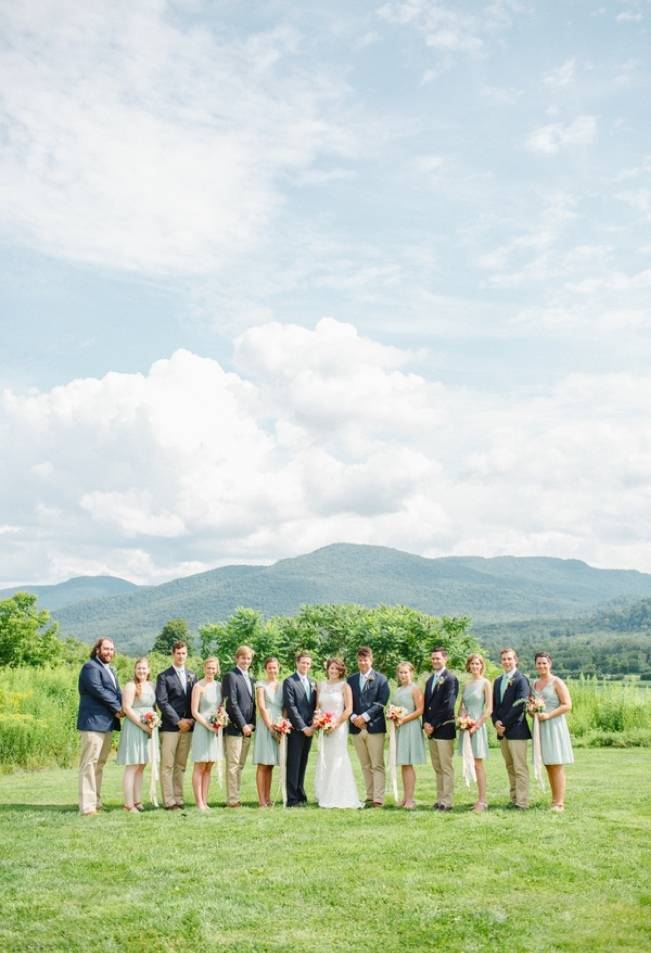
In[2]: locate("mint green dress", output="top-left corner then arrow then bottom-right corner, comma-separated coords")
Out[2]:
116,683 -> 156,765
534,681 -> 574,765
191,681 -> 223,763
459,678 -> 489,759
253,682 -> 284,766
393,685 -> 425,765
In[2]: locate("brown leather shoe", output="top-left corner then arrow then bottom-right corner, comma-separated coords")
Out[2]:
226,802 -> 241,808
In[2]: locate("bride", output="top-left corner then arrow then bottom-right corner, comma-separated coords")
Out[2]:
314,658 -> 362,809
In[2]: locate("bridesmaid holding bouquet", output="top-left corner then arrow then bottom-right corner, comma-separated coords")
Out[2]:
458,653 -> 492,812
252,657 -> 285,807
190,658 -> 223,811
390,662 -> 425,809
531,652 -> 573,812
117,658 -> 157,813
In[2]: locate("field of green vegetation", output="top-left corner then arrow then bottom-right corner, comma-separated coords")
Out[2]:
0,749 -> 649,953
1,664 -> 650,772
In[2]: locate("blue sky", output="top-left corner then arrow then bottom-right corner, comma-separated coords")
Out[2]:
1,0 -> 650,585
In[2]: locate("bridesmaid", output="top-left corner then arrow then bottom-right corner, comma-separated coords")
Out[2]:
190,657 -> 223,811
117,657 -> 157,813
532,651 -> 573,812
392,661 -> 425,809
252,657 -> 284,807
458,653 -> 492,812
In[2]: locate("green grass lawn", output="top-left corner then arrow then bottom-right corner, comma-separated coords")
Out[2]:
0,749 -> 649,953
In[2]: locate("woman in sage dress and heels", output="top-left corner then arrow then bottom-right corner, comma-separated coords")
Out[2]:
252,656 -> 284,807
458,653 -> 492,812
117,657 -> 157,813
391,662 -> 425,809
532,651 -> 573,812
190,657 -> 223,811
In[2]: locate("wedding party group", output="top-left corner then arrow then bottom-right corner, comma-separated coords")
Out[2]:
76,638 -> 574,817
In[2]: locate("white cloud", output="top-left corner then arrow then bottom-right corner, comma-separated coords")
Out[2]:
377,0 -> 521,58
616,11 -> 644,22
526,115 -> 598,155
2,319 -> 651,583
0,2 -> 357,276
543,58 -> 577,89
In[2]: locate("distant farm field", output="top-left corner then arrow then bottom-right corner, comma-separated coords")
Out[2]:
0,749 -> 649,953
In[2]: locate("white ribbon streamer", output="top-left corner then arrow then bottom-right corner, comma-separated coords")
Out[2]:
533,716 -> 546,790
215,729 -> 225,788
388,720 -> 399,802
279,733 -> 288,806
148,725 -> 160,807
461,729 -> 476,788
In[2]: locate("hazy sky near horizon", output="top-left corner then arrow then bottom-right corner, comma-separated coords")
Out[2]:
1,0 -> 650,585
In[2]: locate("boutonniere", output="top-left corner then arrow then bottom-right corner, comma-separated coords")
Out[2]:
436,675 -> 445,688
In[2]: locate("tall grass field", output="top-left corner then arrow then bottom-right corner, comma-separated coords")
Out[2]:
1,665 -> 650,770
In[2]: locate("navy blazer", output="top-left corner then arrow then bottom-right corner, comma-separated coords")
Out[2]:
423,670 -> 459,740
348,670 -> 390,734
77,657 -> 122,732
492,671 -> 532,740
222,668 -> 256,736
155,666 -> 197,732
283,672 -> 317,731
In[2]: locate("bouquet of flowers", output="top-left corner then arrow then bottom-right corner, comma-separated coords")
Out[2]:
140,711 -> 161,730
387,705 -> 407,723
210,705 -> 230,731
312,709 -> 338,733
271,717 -> 292,739
457,715 -> 477,732
527,696 -> 545,717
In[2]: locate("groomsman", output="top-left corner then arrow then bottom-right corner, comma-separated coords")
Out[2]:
423,647 -> 458,811
156,640 -> 197,810
348,646 -> 390,807
77,637 -> 123,816
222,645 -> 256,807
283,650 -> 317,807
492,647 -> 531,809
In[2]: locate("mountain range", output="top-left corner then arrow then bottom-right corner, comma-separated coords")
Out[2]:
5,543 -> 651,654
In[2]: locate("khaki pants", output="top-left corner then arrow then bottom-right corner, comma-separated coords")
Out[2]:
78,730 -> 113,814
225,734 -> 251,805
352,730 -> 386,804
500,738 -> 529,808
428,738 -> 455,808
160,730 -> 192,808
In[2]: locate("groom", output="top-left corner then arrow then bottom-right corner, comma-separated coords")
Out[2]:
348,646 -> 390,807
283,650 -> 317,807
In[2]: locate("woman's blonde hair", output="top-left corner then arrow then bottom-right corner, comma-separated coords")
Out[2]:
465,653 -> 486,675
133,657 -> 151,699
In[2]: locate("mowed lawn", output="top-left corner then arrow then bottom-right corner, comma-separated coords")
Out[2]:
0,749 -> 649,953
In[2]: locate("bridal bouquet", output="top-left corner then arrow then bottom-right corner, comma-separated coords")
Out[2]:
140,711 -> 161,729
387,705 -> 407,723
312,710 -> 337,733
210,706 -> 230,731
457,715 -> 477,732
527,696 -> 545,717
271,717 -> 292,739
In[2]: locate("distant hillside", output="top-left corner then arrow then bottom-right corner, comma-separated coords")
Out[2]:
49,544 -> 651,653
0,575 -> 140,612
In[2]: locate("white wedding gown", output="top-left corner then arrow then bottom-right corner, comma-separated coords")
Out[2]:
314,682 -> 362,809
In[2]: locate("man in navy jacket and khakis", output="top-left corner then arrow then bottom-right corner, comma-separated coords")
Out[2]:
348,646 -> 390,807
77,637 -> 122,815
423,647 -> 459,810
492,647 -> 531,809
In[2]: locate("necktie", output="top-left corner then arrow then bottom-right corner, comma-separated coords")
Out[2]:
500,675 -> 510,701
177,668 -> 187,692
302,677 -> 310,697
360,673 -> 367,691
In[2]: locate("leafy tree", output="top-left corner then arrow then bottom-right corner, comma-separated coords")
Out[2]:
151,618 -> 192,655
198,603 -> 477,676
0,593 -> 62,667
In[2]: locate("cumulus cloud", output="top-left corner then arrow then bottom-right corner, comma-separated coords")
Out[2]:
526,116 -> 598,155
1,319 -> 650,584
0,1 -> 356,276
377,0 -> 521,58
